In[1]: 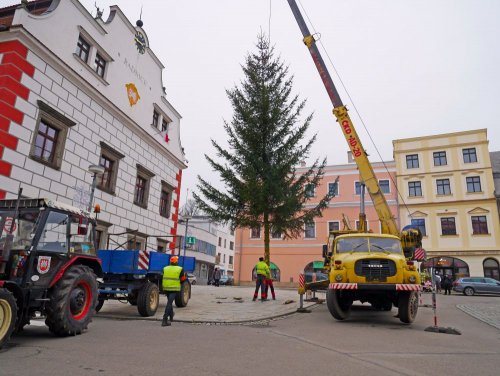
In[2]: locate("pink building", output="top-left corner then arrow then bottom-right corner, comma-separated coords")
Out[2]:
234,157 -> 399,287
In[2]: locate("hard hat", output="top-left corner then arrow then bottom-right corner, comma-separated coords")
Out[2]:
170,256 -> 179,264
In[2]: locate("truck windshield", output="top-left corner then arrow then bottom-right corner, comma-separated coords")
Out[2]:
0,209 -> 41,251
336,237 -> 402,254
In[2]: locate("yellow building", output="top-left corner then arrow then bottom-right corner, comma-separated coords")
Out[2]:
393,129 -> 500,279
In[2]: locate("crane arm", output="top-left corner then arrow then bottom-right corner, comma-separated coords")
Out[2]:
287,0 -> 399,236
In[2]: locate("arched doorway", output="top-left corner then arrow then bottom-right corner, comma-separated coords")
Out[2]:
303,261 -> 328,283
483,258 -> 500,280
252,262 -> 281,281
421,257 -> 469,280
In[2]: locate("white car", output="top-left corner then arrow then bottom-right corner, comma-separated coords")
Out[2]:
187,273 -> 197,285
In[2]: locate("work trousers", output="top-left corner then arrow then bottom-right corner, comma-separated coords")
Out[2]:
253,275 -> 267,300
443,286 -> 452,295
265,279 -> 276,300
163,292 -> 177,320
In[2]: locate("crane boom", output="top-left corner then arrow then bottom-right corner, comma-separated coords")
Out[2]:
287,0 -> 399,236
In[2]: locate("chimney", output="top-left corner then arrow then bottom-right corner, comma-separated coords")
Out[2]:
347,151 -> 354,163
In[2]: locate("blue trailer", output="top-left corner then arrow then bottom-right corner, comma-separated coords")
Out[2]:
96,249 -> 196,317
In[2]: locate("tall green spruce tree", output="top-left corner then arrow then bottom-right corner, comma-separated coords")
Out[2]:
194,34 -> 333,265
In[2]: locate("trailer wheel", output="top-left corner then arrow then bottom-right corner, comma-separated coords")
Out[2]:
398,291 -> 419,324
175,281 -> 190,308
326,289 -> 351,320
45,265 -> 98,336
0,289 -> 17,349
128,291 -> 138,306
137,282 -> 159,317
95,298 -> 105,313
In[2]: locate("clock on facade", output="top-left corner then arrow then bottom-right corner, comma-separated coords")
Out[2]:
135,31 -> 146,54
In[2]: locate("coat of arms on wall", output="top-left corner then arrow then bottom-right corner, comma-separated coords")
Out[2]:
126,83 -> 140,106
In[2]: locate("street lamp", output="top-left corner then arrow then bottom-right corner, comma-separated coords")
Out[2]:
179,215 -> 192,267
88,164 -> 105,212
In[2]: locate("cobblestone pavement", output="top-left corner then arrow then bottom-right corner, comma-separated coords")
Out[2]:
97,285 -> 322,324
457,303 -> 500,330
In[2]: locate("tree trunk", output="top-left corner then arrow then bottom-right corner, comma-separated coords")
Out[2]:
263,212 -> 270,266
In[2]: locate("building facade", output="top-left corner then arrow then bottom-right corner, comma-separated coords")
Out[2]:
0,1 -> 186,252
234,158 -> 399,286
393,129 -> 500,279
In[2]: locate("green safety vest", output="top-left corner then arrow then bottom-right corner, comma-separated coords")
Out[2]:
256,261 -> 270,278
162,265 -> 183,291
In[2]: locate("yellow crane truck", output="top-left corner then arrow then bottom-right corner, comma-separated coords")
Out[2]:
287,0 -> 423,323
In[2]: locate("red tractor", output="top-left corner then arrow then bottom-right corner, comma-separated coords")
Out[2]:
0,197 -> 102,348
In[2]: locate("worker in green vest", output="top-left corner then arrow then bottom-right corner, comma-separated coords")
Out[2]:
162,255 -> 186,327
253,257 -> 270,301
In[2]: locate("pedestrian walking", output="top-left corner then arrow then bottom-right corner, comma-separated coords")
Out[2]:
213,267 -> 221,287
161,256 -> 186,327
253,257 -> 270,301
433,273 -> 442,293
443,275 -> 453,295
265,277 -> 276,300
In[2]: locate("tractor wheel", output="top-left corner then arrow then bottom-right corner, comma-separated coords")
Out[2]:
175,281 -> 191,308
45,265 -> 98,336
0,289 -> 17,349
398,291 -> 419,324
137,282 -> 159,317
326,289 -> 351,320
95,298 -> 105,313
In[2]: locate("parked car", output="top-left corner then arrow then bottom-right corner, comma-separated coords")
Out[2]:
219,275 -> 234,286
187,273 -> 197,285
453,277 -> 500,296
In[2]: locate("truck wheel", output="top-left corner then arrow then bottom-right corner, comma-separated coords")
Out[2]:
326,289 -> 351,320
45,265 -> 98,336
398,291 -> 419,324
0,289 -> 17,349
175,281 -> 190,308
95,298 -> 105,313
137,282 -> 159,317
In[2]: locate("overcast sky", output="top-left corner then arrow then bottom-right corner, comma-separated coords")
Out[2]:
7,1 -> 500,206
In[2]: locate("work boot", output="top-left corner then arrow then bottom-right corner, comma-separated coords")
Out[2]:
161,318 -> 171,327
252,298 -> 257,301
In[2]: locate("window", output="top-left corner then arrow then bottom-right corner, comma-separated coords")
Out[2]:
30,101 -> 75,170
250,227 -> 260,238
433,151 -> 447,166
305,184 -> 315,198
218,237 -> 222,246
411,218 -> 426,236
229,241 -> 234,250
224,239 -> 227,248
328,182 -> 338,196
97,142 -> 124,194
157,238 -> 168,253
355,181 -> 362,195
441,217 -> 456,235
76,36 -> 90,63
223,254 -> 226,263
127,233 -> 146,250
472,216 -> 488,235
466,176 -> 482,193
94,53 -> 106,78
161,119 -> 169,132
483,258 -> 500,280
463,148 -> 477,163
152,110 -> 160,128
133,165 -> 154,208
271,227 -> 282,239
328,221 -> 340,232
436,179 -> 451,195
408,181 -> 422,197
406,154 -> 419,169
159,182 -> 174,218
379,180 -> 390,194
304,221 -> 315,239
229,255 -> 234,265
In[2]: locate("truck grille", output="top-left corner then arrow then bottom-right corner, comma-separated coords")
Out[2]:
354,259 -> 396,281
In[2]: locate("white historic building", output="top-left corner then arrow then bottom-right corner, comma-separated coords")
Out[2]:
0,0 -> 186,252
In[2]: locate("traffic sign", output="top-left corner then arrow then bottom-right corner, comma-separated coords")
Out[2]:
186,236 -> 197,245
